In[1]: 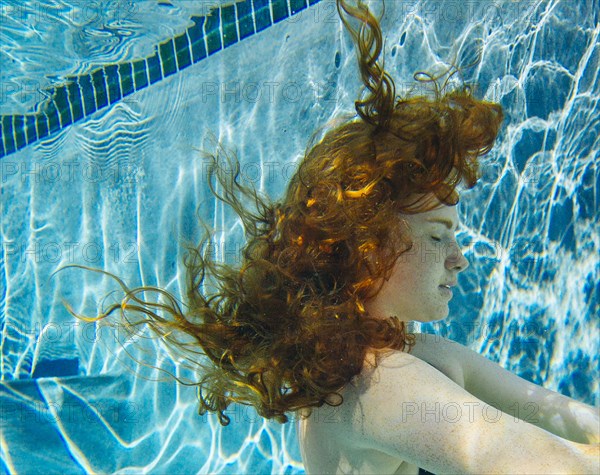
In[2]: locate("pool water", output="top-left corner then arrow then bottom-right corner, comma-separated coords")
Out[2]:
1,0 -> 598,473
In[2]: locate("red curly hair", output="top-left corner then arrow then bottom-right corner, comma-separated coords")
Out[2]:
65,0 -> 503,425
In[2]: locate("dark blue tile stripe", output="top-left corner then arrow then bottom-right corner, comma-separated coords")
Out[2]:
67,81 -> 85,122
272,0 -> 290,23
3,115 -> 15,155
13,115 -> 26,150
53,86 -> 72,127
44,100 -> 61,134
254,0 -> 273,33
188,16 -> 208,62
222,4 -> 239,47
159,39 -> 178,77
91,69 -> 108,109
119,62 -> 135,96
174,33 -> 192,70
0,0 -> 315,158
290,0 -> 308,15
205,7 -> 223,55
132,59 -> 148,90
36,114 -> 48,141
237,1 -> 255,39
25,115 -> 37,144
77,74 -> 97,116
105,64 -> 122,104
146,53 -> 163,84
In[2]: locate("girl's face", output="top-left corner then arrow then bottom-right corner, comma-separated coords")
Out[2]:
365,198 -> 469,323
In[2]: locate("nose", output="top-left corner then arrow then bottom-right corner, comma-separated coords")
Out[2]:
445,241 -> 469,272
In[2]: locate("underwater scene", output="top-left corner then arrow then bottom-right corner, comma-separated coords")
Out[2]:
1,0 -> 598,473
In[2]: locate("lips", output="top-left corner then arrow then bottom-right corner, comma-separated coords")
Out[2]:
439,285 -> 453,297
440,281 -> 457,288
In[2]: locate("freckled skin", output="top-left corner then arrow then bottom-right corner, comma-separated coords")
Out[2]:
365,199 -> 469,323
301,194 -> 600,474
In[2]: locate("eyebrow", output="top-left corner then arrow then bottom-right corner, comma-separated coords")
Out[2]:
426,218 -> 459,232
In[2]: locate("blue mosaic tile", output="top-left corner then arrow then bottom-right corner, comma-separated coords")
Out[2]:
53,86 -> 72,127
174,33 -> 192,69
91,69 -> 108,109
104,65 -> 122,104
253,0 -> 272,33
188,16 -> 207,63
13,116 -> 26,150
132,59 -> 149,90
119,62 -> 134,96
221,4 -> 238,47
0,130 -> 5,156
271,0 -> 289,23
66,81 -> 84,122
44,100 -> 61,133
290,0 -> 309,15
159,39 -> 177,77
2,116 -> 15,155
146,53 -> 163,84
77,74 -> 96,116
205,9 -> 222,55
236,1 -> 255,39
35,114 -> 49,140
25,115 -> 37,144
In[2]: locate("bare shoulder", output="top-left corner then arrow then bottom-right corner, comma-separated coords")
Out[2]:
402,332 -> 466,388
351,342 -> 460,395
304,348 -> 441,437
300,336 -> 599,473
341,335 -> 599,474
344,333 -> 465,402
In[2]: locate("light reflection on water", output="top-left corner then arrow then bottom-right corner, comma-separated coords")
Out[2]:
1,0 -> 598,473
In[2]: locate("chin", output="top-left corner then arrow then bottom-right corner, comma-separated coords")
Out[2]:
420,311 -> 449,323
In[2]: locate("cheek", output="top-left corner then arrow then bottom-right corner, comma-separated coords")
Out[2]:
394,251 -> 425,280
386,260 -> 421,296
392,253 -> 437,299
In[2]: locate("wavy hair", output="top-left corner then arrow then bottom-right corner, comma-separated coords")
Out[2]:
64,0 -> 503,425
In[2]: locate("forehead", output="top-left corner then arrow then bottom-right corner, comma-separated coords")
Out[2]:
403,205 -> 460,230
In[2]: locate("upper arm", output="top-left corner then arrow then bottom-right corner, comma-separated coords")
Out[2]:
346,351 -> 596,474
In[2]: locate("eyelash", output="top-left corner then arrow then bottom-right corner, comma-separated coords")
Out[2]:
431,235 -> 461,244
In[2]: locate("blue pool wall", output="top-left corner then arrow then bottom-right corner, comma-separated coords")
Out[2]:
1,1 -> 598,473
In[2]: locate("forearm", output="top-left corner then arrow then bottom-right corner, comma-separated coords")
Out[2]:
505,388 -> 600,444
535,395 -> 600,444
460,345 -> 600,444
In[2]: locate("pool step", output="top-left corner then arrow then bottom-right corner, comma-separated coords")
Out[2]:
1,374 -> 135,473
